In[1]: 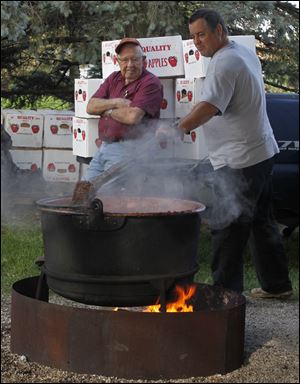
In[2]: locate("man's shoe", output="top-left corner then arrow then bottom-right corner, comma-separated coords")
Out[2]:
249,287 -> 293,299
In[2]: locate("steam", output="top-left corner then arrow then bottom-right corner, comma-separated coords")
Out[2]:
96,120 -> 253,230
2,117 -> 251,231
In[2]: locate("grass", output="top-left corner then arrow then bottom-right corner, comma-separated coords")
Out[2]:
1,221 -> 43,292
1,218 -> 299,298
195,224 -> 299,297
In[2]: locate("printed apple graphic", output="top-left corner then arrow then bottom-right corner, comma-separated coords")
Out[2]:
176,91 -> 181,102
73,129 -> 77,139
68,164 -> 76,173
187,91 -> 193,102
31,163 -> 38,172
82,130 -> 86,140
195,50 -> 200,61
47,163 -> 56,172
161,99 -> 168,110
10,124 -> 19,133
50,125 -> 58,134
31,125 -> 39,134
168,56 -> 178,67
185,53 -> 189,63
113,55 -> 117,65
191,131 -> 196,142
82,91 -> 87,101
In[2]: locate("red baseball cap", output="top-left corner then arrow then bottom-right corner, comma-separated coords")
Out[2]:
115,37 -> 143,54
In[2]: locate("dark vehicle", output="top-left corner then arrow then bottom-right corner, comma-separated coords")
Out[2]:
266,93 -> 299,236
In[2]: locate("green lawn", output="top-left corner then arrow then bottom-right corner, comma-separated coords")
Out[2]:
195,224 -> 299,297
1,219 -> 298,298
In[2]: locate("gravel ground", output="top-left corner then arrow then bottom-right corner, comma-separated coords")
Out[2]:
1,292 -> 299,383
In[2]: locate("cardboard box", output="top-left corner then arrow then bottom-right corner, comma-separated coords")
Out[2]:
72,117 -> 99,158
4,111 -> 44,148
43,113 -> 74,148
43,149 -> 79,182
175,78 -> 205,118
183,35 -> 256,78
182,39 -> 211,78
102,36 -> 185,79
37,109 -> 74,115
9,148 -> 43,172
74,79 -> 103,118
159,79 -> 175,119
174,127 -> 209,161
101,40 -> 121,79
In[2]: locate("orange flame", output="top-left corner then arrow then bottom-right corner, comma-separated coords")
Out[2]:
144,284 -> 197,313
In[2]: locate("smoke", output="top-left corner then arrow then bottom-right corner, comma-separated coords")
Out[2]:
97,121 -> 253,231
205,167 -> 253,230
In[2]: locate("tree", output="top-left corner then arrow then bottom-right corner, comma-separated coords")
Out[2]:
1,1 -> 299,108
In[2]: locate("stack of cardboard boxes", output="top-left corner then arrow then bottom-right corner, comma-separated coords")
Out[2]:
73,35 -> 187,166
3,34 -> 256,181
40,109 -> 78,182
73,34 -> 256,165
3,109 -> 44,173
2,109 -> 78,183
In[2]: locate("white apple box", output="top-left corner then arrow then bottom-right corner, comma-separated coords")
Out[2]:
183,35 -> 256,78
102,36 -> 185,78
43,114 -> 74,148
74,79 -> 103,118
43,149 -> 79,182
4,111 -> 44,148
101,40 -> 121,79
159,78 -> 175,119
229,35 -> 256,52
174,126 -> 209,161
9,148 -> 43,172
182,39 -> 210,78
175,78 -> 204,118
72,117 -> 99,158
139,35 -> 184,77
37,109 -> 74,115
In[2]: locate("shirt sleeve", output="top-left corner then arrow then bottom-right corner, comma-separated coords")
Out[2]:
130,78 -> 163,117
92,75 -> 113,99
199,69 -> 235,115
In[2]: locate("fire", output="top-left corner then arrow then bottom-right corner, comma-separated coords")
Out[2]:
144,284 -> 197,313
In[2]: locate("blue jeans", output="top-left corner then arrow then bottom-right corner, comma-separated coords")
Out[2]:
82,140 -> 138,181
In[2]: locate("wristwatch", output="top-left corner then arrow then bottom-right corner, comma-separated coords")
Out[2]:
107,109 -> 113,117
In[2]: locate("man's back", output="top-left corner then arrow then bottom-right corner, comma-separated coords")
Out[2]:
200,41 -> 279,169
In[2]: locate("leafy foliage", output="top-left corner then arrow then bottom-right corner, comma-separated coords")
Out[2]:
1,1 -> 299,108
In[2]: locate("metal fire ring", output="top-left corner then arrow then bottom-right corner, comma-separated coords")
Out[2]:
11,276 -> 245,380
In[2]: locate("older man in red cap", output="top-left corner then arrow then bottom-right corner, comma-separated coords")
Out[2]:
84,37 -> 163,180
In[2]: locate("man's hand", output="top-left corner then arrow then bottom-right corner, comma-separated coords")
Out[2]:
155,120 -> 183,140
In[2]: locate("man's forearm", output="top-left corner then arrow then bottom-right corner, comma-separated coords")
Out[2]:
86,98 -> 117,115
86,98 -> 129,115
179,101 -> 219,133
109,107 -> 145,125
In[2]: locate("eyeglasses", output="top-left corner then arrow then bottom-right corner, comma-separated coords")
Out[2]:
117,56 -> 144,64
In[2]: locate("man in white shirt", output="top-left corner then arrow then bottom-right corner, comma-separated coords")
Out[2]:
177,9 -> 292,298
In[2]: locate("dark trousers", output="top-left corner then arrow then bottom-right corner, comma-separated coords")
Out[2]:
210,157 -> 292,293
